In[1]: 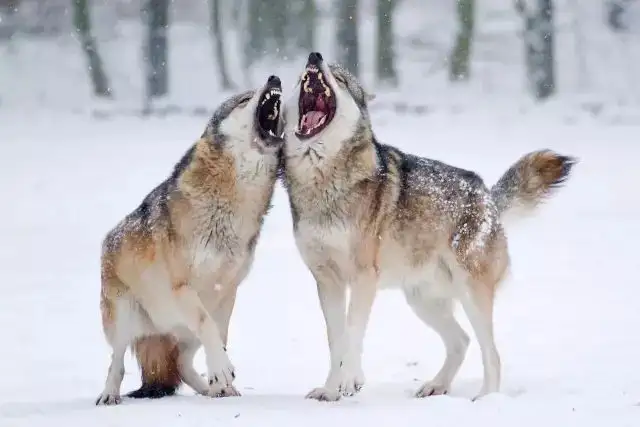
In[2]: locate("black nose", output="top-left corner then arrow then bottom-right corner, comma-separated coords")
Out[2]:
307,52 -> 323,66
267,75 -> 281,86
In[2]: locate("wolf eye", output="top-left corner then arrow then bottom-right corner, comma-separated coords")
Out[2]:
334,75 -> 347,85
238,96 -> 252,107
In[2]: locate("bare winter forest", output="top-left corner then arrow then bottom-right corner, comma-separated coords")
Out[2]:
1,0 -> 639,116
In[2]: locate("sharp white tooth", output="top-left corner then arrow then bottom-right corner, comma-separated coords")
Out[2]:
280,131 -> 285,138
265,93 -> 270,100
318,116 -> 326,126
269,130 -> 276,136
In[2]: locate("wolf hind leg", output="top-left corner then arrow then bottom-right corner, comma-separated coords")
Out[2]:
403,287 -> 470,398
449,207 -> 508,400
451,248 -> 506,399
97,287 -> 154,405
455,276 -> 501,400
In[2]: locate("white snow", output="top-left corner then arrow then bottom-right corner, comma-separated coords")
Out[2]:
2,0 -> 640,424
0,109 -> 638,426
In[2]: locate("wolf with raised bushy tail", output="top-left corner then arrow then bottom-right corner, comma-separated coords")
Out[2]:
281,52 -> 577,402
97,75 -> 286,405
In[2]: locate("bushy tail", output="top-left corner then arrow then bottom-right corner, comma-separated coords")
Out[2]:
126,335 -> 182,399
491,150 -> 577,225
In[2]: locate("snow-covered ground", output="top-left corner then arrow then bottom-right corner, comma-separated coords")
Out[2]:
0,108 -> 638,426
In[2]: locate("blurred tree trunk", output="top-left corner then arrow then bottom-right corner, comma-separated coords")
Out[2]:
72,0 -> 112,98
569,0 -> 588,91
246,0 -> 266,65
537,0 -> 555,99
271,0 -> 289,58
375,0 -> 398,86
298,0 -> 317,52
607,0 -> 630,32
210,0 -> 233,90
449,0 -> 474,81
516,0 -> 555,100
0,0 -> 19,41
143,0 -> 170,99
246,0 -> 292,64
337,0 -> 359,78
283,0 -> 317,58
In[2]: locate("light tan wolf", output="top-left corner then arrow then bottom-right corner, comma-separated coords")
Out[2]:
97,75 -> 285,405
281,52 -> 577,401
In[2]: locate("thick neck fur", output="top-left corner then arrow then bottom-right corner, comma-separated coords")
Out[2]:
283,121 -> 379,226
180,136 -> 278,200
175,135 -> 279,249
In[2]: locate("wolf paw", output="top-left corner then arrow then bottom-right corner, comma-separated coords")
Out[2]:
337,373 -> 364,397
305,387 -> 341,402
306,366 -> 365,401
206,351 -> 236,387
471,388 -> 496,402
206,385 -> 241,398
415,381 -> 449,398
335,364 -> 365,397
95,392 -> 122,406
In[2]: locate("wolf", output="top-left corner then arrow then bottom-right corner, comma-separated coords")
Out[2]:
281,52 -> 577,402
97,75 -> 285,405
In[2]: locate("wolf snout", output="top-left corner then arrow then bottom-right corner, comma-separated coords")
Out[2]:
267,75 -> 281,87
307,52 -> 323,67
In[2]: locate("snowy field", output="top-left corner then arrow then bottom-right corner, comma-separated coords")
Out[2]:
0,109 -> 639,426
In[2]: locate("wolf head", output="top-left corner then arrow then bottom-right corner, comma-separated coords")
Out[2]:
284,52 -> 375,161
203,75 -> 285,155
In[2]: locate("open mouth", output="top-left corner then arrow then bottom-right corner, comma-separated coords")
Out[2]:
295,66 -> 337,139
256,85 -> 284,142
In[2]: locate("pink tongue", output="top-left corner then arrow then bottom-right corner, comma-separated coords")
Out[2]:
303,111 -> 325,129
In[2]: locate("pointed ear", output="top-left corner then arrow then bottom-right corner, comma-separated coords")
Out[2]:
365,92 -> 376,103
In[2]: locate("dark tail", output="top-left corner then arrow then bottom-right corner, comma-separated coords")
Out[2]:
126,335 -> 182,399
491,149 -> 577,225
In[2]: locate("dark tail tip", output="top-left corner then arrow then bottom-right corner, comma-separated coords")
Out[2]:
126,383 -> 178,399
550,154 -> 578,188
